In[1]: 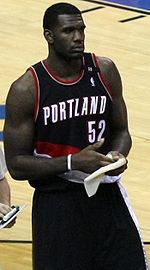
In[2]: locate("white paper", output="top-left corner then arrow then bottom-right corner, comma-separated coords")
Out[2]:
84,158 -> 126,197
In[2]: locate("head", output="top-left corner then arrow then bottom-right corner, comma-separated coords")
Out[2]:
43,2 -> 86,60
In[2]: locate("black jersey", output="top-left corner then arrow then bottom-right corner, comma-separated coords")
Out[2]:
30,53 -> 113,158
29,53 -> 113,190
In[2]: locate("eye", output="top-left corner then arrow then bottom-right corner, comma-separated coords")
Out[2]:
64,27 -> 74,34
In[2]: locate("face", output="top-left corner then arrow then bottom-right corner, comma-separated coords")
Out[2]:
51,14 -> 86,60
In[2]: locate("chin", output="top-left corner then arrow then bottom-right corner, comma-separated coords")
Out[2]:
70,51 -> 84,59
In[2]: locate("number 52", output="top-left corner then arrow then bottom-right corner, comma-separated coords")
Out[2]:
88,120 -> 105,143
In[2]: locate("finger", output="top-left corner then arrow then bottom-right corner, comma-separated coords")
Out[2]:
0,213 -> 4,219
107,151 -> 120,161
0,207 -> 9,216
100,160 -> 113,167
0,204 -> 13,218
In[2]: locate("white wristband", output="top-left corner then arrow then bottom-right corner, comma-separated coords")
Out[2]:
67,154 -> 72,171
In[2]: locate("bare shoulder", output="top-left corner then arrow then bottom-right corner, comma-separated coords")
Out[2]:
9,70 -> 35,99
96,56 -> 122,97
96,56 -> 117,73
6,70 -> 36,111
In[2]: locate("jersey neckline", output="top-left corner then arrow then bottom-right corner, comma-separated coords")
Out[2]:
41,58 -> 85,85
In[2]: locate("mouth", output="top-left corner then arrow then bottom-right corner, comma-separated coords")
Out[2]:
71,46 -> 84,53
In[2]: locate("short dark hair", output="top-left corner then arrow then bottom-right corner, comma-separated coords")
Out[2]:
43,2 -> 81,30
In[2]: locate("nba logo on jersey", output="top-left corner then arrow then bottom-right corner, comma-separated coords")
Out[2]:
88,67 -> 93,72
90,77 -> 95,87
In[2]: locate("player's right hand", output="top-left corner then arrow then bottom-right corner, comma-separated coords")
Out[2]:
72,139 -> 114,173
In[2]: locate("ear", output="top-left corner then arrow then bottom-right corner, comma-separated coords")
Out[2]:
44,29 -> 54,44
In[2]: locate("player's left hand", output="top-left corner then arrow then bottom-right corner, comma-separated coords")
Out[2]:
105,151 -> 128,176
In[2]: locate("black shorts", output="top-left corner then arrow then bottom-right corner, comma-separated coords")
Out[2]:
32,182 -> 147,270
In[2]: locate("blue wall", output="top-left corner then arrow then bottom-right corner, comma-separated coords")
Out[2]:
103,0 -> 150,11
0,105 -> 5,141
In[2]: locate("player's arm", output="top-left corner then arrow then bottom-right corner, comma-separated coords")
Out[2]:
0,177 -> 10,206
95,56 -> 132,175
97,56 -> 132,157
0,177 -> 12,219
72,57 -> 131,175
0,148 -> 11,217
0,177 -> 17,227
4,71 -> 69,181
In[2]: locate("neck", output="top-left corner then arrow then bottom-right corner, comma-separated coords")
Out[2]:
46,52 -> 83,81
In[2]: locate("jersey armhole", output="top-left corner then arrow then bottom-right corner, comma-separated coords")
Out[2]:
28,67 -> 40,121
92,53 -> 113,100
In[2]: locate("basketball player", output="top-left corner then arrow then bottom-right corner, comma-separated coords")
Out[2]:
4,2 -> 148,269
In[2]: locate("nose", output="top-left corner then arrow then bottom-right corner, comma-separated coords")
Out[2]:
73,29 -> 84,42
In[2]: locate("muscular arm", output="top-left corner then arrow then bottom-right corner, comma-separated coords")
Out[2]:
72,57 -> 131,174
4,71 -> 68,181
97,56 -> 132,157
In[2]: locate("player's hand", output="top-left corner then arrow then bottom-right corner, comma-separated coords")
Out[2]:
72,139 -> 114,173
105,151 -> 128,176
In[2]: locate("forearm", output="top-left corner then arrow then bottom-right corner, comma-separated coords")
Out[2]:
6,154 -> 67,181
110,130 -> 132,157
0,178 -> 11,205
6,141 -> 115,180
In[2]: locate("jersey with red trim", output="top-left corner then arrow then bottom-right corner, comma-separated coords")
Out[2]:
30,52 -> 113,157
29,53 -> 113,190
